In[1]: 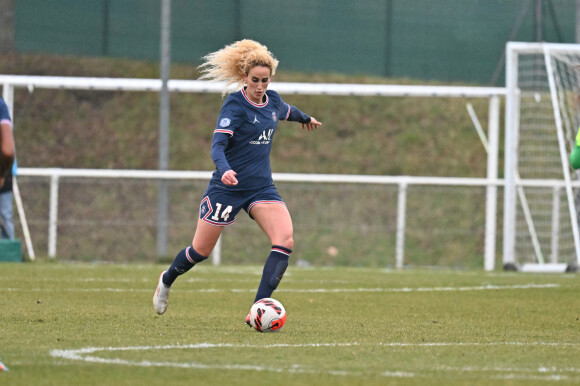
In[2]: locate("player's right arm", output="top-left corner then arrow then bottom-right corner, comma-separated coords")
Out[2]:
210,97 -> 239,186
210,133 -> 238,186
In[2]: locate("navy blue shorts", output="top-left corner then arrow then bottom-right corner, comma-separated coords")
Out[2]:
199,184 -> 285,226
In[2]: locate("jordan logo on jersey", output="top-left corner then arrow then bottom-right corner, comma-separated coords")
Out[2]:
252,115 -> 260,124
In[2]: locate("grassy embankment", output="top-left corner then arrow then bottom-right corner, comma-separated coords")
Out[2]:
0,54 -> 500,266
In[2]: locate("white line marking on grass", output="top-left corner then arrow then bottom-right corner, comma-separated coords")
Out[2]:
50,341 -> 580,380
280,283 -> 561,293
2,283 -> 561,294
379,342 -> 580,347
440,364 -> 580,374
50,343 -> 374,376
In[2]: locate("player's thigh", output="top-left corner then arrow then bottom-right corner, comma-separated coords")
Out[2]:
191,218 -> 224,257
250,203 -> 294,249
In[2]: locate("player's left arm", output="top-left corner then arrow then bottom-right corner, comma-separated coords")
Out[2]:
275,91 -> 322,131
284,105 -> 322,131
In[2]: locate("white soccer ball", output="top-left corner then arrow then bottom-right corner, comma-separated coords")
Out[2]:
249,298 -> 286,332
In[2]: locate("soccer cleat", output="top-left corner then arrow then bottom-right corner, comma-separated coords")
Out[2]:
153,271 -> 170,315
245,313 -> 252,327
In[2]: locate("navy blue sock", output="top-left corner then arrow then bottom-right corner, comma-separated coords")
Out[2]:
162,245 -> 208,287
254,245 -> 291,302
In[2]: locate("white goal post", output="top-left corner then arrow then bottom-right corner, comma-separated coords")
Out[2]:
504,42 -> 580,272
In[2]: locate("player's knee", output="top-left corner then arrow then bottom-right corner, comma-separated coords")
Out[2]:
194,245 -> 213,257
277,235 -> 293,251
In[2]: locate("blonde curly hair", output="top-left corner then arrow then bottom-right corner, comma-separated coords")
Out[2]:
198,39 -> 279,93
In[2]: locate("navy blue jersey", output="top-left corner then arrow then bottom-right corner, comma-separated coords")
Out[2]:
209,88 -> 308,191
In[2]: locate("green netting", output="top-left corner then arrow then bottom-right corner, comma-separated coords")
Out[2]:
13,0 -> 579,85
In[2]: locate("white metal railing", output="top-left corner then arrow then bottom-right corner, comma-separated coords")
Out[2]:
17,168 -> 580,269
0,75 -> 507,97
18,167 -> 506,269
4,73 -> 578,268
1,75 -> 508,268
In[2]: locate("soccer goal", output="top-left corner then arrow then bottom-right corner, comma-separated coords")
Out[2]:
504,42 -> 580,272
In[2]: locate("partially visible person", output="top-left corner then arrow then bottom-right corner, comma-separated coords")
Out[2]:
570,129 -> 580,169
0,159 -> 16,239
0,98 -> 16,239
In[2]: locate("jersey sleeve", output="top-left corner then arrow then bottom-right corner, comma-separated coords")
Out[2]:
272,91 -> 310,124
210,132 -> 232,174
210,96 -> 240,174
213,97 -> 237,137
0,100 -> 12,127
286,105 -> 311,124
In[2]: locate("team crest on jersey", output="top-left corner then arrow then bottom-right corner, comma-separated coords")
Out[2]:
272,112 -> 277,122
219,118 -> 231,127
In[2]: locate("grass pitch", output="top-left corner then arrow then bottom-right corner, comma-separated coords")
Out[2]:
1,262 -> 579,385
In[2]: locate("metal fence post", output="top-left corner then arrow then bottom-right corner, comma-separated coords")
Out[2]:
48,171 -> 59,258
395,180 -> 408,269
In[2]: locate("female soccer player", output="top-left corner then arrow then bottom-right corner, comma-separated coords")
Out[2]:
153,40 -> 322,323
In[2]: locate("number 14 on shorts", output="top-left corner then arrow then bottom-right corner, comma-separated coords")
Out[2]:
212,202 -> 233,222
200,196 -> 236,225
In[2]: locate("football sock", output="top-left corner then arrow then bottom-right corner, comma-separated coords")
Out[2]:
162,245 -> 208,287
254,245 -> 291,302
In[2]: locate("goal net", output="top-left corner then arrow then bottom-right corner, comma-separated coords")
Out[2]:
504,42 -> 580,272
